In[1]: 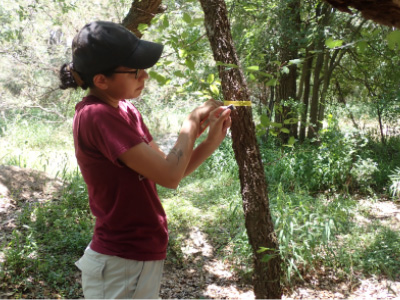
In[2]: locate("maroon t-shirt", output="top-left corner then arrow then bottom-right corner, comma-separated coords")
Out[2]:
73,95 -> 168,261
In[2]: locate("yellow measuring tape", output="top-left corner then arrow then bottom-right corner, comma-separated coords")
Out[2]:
224,101 -> 252,106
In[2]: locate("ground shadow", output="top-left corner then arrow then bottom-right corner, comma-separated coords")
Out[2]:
0,164 -> 62,247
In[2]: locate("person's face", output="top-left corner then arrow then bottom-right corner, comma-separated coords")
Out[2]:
105,67 -> 149,100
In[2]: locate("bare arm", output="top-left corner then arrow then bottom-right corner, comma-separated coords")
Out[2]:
149,140 -> 167,159
119,116 -> 197,189
118,100 -> 220,189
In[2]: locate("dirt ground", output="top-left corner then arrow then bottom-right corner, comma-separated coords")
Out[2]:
1,165 -> 400,299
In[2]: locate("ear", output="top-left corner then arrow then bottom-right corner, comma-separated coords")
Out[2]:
92,74 -> 109,90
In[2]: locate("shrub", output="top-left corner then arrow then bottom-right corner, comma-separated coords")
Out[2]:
269,186 -> 354,284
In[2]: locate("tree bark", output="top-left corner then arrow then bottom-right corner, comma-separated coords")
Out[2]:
299,48 -> 313,142
377,103 -> 386,144
199,0 -> 282,298
308,3 -> 331,139
122,0 -> 166,38
308,50 -> 324,139
275,0 -> 301,141
316,51 -> 331,132
324,0 -> 400,28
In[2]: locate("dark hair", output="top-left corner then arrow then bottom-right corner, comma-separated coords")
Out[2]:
59,63 -> 89,90
59,63 -> 117,90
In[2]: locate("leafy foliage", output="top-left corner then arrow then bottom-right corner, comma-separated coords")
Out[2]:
1,173 -> 91,298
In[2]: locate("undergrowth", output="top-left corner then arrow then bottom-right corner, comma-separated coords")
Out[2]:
0,110 -> 399,298
1,171 -> 91,298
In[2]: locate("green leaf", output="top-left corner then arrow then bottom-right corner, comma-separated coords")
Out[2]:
284,118 -> 298,125
257,247 -> 273,253
185,58 -> 195,70
387,30 -> 400,50
179,49 -> 188,58
260,115 -> 270,127
137,23 -> 148,32
325,37 -> 343,49
163,60 -> 174,66
356,41 -> 368,53
281,66 -> 289,74
270,122 -> 282,128
183,12 -> 192,24
174,71 -> 185,78
181,31 -> 189,39
266,78 -> 278,86
280,128 -> 290,134
149,71 -> 167,85
283,136 -> 295,147
246,66 -> 259,71
270,130 -> 278,136
210,84 -> 219,96
163,15 -> 169,28
207,73 -> 215,84
259,72 -> 273,78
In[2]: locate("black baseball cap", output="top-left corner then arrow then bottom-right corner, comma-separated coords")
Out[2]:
72,21 -> 164,75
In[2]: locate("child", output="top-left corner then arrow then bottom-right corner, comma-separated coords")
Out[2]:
59,21 -> 231,299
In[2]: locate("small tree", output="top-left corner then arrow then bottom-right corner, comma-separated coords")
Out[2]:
198,0 -> 282,298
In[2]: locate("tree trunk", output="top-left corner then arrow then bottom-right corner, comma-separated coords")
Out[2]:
376,102 -> 386,144
308,50 -> 324,139
317,46 -> 347,131
122,0 -> 166,38
308,3 -> 331,139
275,0 -> 301,141
316,51 -> 330,132
299,48 -> 313,142
199,0 -> 282,298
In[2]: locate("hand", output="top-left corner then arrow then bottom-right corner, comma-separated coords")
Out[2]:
191,99 -> 222,123
205,106 -> 232,147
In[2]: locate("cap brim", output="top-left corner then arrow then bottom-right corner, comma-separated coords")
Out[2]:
125,40 -> 164,69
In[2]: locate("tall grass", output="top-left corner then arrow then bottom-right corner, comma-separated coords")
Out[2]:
260,118 -> 400,196
0,109 -> 76,177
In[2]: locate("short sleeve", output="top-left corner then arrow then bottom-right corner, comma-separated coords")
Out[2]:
77,102 -> 147,164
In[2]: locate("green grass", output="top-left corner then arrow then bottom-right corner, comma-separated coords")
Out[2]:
1,172 -> 91,298
0,110 -> 76,177
337,218 -> 400,280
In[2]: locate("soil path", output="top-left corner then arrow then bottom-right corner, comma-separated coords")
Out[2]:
0,165 -> 62,264
1,165 -> 399,299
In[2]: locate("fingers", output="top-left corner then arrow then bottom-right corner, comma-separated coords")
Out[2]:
210,106 -> 232,120
205,106 -> 232,146
195,99 -> 222,122
209,107 -> 232,133
222,111 -> 232,132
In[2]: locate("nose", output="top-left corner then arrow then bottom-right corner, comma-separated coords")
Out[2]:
139,69 -> 149,80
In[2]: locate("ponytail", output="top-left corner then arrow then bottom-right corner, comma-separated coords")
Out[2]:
59,63 -> 89,90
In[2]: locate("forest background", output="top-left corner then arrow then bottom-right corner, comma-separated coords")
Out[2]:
0,0 -> 399,298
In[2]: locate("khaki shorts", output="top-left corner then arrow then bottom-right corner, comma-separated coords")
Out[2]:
75,246 -> 164,299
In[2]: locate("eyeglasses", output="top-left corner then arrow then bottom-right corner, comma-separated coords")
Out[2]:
112,69 -> 140,79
